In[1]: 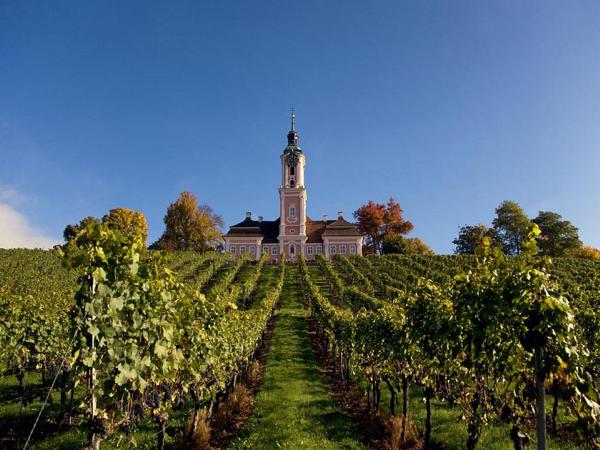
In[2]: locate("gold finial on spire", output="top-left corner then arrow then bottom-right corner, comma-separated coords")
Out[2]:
290,107 -> 296,131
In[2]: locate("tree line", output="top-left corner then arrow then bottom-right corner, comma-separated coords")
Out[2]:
453,200 -> 595,258
63,192 -> 223,252
63,193 -> 599,260
352,197 -> 599,260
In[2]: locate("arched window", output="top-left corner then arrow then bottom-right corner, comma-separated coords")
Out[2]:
290,179 -> 295,187
290,165 -> 295,176
290,244 -> 295,256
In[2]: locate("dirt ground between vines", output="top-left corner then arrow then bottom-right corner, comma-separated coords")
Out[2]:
208,315 -> 276,449
306,312 -> 428,450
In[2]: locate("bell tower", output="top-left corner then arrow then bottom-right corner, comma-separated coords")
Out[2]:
278,110 -> 307,259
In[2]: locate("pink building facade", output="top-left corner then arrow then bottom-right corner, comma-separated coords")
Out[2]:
223,114 -> 363,262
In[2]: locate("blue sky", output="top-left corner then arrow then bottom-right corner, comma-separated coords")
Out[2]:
1,1 -> 599,253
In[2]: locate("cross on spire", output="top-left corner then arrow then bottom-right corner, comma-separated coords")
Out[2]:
286,107 -> 300,148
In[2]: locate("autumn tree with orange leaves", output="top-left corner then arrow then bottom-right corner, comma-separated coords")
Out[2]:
353,198 -> 413,254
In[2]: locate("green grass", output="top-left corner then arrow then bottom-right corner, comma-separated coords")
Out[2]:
0,372 -> 87,449
307,265 -> 333,301
363,381 -> 580,450
231,265 -> 365,450
240,264 -> 280,309
0,372 -> 192,449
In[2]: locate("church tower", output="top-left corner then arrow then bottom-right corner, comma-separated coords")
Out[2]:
278,110 -> 307,260
223,110 -> 363,261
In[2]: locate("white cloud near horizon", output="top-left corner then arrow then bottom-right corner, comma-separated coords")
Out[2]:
0,187 -> 59,249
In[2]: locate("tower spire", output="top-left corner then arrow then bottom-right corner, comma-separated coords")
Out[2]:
286,107 -> 300,148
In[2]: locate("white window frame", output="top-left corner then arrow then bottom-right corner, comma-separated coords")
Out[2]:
229,245 -> 236,253
289,205 -> 296,217
307,245 -> 314,255
262,246 -> 269,254
330,244 -> 336,254
340,244 -> 346,254
316,246 -> 323,254
350,244 -> 357,254
240,245 -> 246,254
249,245 -> 256,254
272,246 -> 279,255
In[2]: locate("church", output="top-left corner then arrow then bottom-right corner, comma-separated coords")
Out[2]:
224,113 -> 363,261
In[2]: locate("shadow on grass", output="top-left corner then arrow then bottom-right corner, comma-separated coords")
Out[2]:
0,400 -> 84,450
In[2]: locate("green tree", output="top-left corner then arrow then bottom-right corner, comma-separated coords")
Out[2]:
382,235 -> 434,255
532,211 -> 582,256
453,224 -> 498,255
102,207 -> 148,243
492,201 -> 532,255
155,192 -> 223,252
63,216 -> 100,242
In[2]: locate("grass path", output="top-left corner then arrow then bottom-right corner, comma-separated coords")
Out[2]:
231,265 -> 365,450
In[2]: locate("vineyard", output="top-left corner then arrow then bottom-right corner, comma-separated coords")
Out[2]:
0,227 -> 598,449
